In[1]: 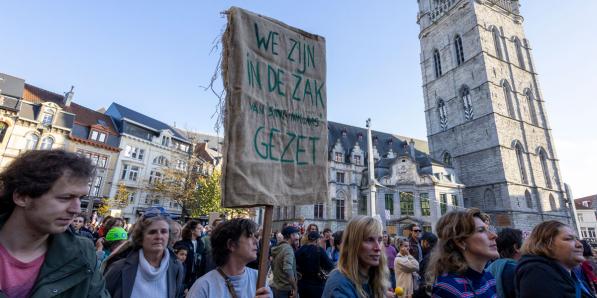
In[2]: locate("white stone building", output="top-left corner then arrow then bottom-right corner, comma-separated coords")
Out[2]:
416,0 -> 571,232
105,103 -> 192,223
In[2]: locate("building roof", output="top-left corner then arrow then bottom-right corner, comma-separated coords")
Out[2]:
106,102 -> 189,143
575,203 -> 593,210
175,128 -> 223,151
23,83 -> 65,105
327,121 -> 434,167
575,195 -> 597,208
65,102 -> 118,135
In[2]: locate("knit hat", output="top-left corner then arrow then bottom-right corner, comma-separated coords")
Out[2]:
105,227 -> 128,242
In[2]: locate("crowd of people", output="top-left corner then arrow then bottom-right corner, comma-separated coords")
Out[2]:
1,149 -> 597,298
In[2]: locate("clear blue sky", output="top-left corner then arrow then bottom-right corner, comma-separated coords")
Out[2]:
1,1 -> 595,198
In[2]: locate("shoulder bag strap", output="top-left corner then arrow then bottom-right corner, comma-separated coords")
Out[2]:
217,267 -> 239,298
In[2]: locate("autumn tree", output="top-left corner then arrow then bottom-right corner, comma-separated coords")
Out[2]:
194,169 -> 249,218
148,154 -> 203,220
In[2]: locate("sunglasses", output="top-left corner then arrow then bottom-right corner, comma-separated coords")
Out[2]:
413,229 -> 422,233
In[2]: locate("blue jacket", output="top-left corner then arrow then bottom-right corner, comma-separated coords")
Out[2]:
322,269 -> 372,298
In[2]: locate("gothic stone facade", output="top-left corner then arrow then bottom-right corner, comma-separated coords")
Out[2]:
417,0 -> 571,232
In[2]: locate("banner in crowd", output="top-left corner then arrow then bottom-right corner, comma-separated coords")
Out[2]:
221,7 -> 328,207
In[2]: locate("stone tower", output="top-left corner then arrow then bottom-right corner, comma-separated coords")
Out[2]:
416,0 -> 571,231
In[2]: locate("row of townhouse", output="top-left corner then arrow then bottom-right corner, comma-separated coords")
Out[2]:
0,73 -> 222,224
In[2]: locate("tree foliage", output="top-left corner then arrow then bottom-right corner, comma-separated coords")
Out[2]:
194,169 -> 249,218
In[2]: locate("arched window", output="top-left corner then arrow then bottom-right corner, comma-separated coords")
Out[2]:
525,89 -> 538,126
549,194 -> 557,211
514,142 -> 528,184
40,137 -> 54,150
461,86 -> 473,120
491,26 -> 503,59
502,81 -> 516,119
0,122 -> 8,143
153,155 -> 169,166
523,39 -> 534,71
438,99 -> 448,131
525,190 -> 533,209
25,133 -> 39,150
539,148 -> 552,189
433,49 -> 443,78
454,34 -> 465,65
484,189 -> 496,209
514,37 -> 526,70
443,152 -> 452,166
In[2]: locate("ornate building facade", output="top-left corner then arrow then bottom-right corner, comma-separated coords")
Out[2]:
273,121 -> 464,233
416,0 -> 571,231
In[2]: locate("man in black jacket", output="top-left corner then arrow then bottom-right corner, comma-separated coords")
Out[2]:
175,220 -> 207,290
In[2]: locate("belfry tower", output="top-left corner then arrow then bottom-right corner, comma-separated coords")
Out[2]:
416,0 -> 571,230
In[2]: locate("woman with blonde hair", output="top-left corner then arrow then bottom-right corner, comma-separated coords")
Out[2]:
394,238 -> 419,298
427,208 -> 498,297
322,216 -> 392,298
516,220 -> 593,298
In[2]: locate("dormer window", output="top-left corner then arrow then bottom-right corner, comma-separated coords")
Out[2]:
353,155 -> 361,165
42,113 -> 54,125
162,136 -> 171,147
334,152 -> 344,163
90,130 -> 107,143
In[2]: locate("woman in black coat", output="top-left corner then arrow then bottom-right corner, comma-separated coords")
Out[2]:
516,220 -> 593,298
174,220 -> 206,290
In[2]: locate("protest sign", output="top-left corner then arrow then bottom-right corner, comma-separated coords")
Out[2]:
221,7 -> 327,208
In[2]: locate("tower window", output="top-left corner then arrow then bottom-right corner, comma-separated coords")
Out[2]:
433,49 -> 443,78
502,82 -> 516,119
514,37 -> 526,70
454,35 -> 465,66
549,194 -> 557,211
515,142 -> 528,184
437,99 -> 448,131
525,90 -> 538,126
443,152 -> 452,166
461,86 -> 473,121
525,190 -> 533,209
539,148 -> 552,189
492,27 -> 503,59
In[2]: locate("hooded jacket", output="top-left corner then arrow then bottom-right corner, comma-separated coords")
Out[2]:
270,241 -> 296,291
0,213 -> 110,298
516,254 -> 594,298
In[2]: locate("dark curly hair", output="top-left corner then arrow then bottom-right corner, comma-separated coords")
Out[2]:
496,228 -> 523,259
181,220 -> 200,241
211,218 -> 257,267
0,149 -> 95,214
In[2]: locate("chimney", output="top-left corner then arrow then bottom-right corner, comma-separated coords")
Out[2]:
64,86 -> 74,106
409,139 -> 416,159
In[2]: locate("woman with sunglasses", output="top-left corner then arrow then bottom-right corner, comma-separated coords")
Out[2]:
104,208 -> 185,298
427,208 -> 498,298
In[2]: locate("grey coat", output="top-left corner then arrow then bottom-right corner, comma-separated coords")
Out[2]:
104,249 -> 185,298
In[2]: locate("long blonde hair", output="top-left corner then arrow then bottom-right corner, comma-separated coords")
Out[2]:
338,216 -> 389,298
425,208 -> 490,285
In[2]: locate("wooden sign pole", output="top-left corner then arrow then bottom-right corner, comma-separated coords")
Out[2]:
257,205 -> 273,288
